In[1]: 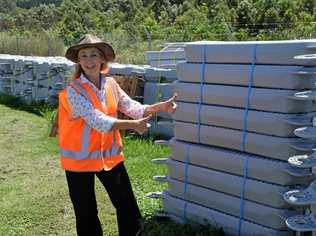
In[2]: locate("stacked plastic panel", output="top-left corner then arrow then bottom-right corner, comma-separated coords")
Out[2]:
108,62 -> 176,138
145,43 -> 186,68
0,58 -> 146,104
0,54 -> 73,103
148,40 -> 316,236
144,44 -> 185,137
0,54 -> 175,139
143,68 -> 176,138
0,62 -> 14,95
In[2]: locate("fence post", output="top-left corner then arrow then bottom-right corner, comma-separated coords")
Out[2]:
144,26 -> 151,50
48,35 -> 51,56
16,34 -> 19,54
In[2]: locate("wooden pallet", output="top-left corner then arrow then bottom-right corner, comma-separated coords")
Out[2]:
112,75 -> 143,136
112,75 -> 139,99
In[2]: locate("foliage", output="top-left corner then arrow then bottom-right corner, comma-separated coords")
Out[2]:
0,31 -> 65,56
0,0 -> 315,60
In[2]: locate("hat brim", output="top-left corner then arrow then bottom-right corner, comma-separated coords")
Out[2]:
65,42 -> 115,63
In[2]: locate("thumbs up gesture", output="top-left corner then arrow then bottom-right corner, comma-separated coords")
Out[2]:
161,93 -> 177,114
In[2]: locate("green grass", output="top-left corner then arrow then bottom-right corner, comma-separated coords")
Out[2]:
0,96 -> 221,236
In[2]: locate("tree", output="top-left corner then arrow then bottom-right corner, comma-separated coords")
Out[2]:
57,0 -> 113,45
0,0 -> 17,13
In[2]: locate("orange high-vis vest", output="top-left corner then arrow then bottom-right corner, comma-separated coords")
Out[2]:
58,76 -> 123,172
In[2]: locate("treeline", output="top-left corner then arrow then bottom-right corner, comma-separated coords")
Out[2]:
0,0 -> 315,59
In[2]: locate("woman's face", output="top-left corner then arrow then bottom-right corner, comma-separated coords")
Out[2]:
77,47 -> 105,75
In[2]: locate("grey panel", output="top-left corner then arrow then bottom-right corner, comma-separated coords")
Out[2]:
144,82 -> 174,119
162,192 -> 293,236
143,82 -> 174,104
0,63 -> 13,74
0,57 -> 72,103
174,82 -> 316,113
143,67 -> 177,82
174,121 -> 314,161
168,159 -> 290,208
168,178 -> 298,230
177,63 -> 316,89
108,63 -> 145,76
170,138 -> 312,186
0,75 -> 13,94
148,120 -> 174,138
145,50 -> 185,61
185,40 -> 316,65
149,59 -> 186,68
174,102 -> 316,137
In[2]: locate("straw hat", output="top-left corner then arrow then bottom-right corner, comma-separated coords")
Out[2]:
65,34 -> 115,63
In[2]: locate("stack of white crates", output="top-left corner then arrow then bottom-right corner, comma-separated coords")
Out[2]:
0,54 -> 73,103
0,62 -> 14,95
145,43 -> 186,68
143,43 -> 187,138
109,63 -> 176,138
149,40 -> 316,235
143,67 -> 177,138
0,55 -> 175,139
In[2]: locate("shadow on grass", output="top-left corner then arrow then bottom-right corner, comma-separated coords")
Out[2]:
0,93 -> 56,117
143,214 -> 225,236
124,130 -> 171,142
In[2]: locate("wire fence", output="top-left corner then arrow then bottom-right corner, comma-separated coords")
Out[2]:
1,20 -> 316,60
0,32 -> 65,56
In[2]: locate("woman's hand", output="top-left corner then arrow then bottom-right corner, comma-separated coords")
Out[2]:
143,93 -> 178,117
133,115 -> 152,134
111,115 -> 151,134
161,93 -> 177,114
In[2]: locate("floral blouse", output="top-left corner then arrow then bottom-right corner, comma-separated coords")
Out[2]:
67,73 -> 146,132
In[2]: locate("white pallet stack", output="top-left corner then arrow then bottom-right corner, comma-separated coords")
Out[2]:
0,56 -> 176,140
147,40 -> 316,236
143,44 -> 187,138
109,59 -> 178,138
0,54 -> 73,103
143,81 -> 174,138
108,63 -> 176,138
0,62 -> 14,95
145,43 -> 186,68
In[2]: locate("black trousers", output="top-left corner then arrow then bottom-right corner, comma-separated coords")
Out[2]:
65,162 -> 143,236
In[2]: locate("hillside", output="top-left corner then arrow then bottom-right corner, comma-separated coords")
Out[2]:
0,0 -> 315,62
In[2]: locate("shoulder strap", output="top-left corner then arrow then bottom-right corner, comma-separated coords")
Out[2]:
105,76 -> 119,105
49,80 -> 89,138
69,79 -> 92,102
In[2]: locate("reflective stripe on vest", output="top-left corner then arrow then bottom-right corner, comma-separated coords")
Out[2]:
59,123 -> 122,160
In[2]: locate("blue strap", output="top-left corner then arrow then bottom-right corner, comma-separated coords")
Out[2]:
237,44 -> 257,236
153,51 -> 162,134
183,44 -> 207,220
197,45 -> 207,143
183,144 -> 191,220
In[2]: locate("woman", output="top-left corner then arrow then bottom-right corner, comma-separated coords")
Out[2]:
58,34 -> 176,236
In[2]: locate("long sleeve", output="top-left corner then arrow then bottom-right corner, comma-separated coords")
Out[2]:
117,85 -> 147,119
67,86 -> 117,132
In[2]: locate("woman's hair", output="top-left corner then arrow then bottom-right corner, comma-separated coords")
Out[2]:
68,47 -> 109,82
70,64 -> 84,81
